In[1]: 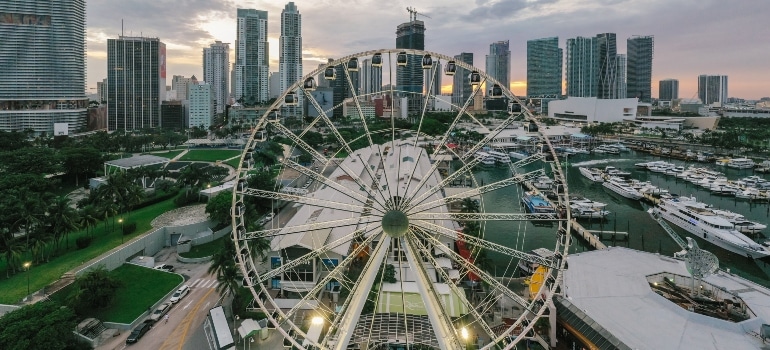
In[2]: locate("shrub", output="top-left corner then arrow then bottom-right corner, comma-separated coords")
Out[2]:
122,222 -> 137,235
174,191 -> 200,207
75,237 -> 92,249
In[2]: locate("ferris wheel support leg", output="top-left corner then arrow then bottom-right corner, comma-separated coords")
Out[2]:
548,298 -> 557,348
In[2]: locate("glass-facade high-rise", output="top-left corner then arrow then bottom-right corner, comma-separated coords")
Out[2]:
451,53 -> 474,107
0,0 -> 87,134
235,9 -> 269,105
627,35 -> 654,102
615,54 -> 627,99
659,79 -> 679,101
396,19 -> 425,114
526,37 -> 562,98
698,75 -> 728,106
596,33 -> 618,99
486,40 -> 510,92
565,37 -> 599,98
203,41 -> 230,114
280,2 -> 302,116
361,58 -> 382,97
107,36 -> 166,131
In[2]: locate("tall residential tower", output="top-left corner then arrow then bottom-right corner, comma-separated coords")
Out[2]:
203,41 -> 230,114
565,36 -> 599,98
526,37 -> 562,98
280,2 -> 302,116
698,75 -> 728,106
486,40 -> 511,92
451,53 -> 474,107
627,35 -> 654,102
659,79 -> 679,101
0,0 -> 87,134
396,19 -> 425,114
235,9 -> 269,105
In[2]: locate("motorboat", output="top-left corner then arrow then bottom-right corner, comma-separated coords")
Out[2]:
710,183 -> 740,196
602,177 -> 643,200
604,166 -> 631,177
487,150 -> 511,164
571,206 -> 610,219
517,247 -> 556,276
474,151 -> 496,166
727,158 -> 755,169
531,176 -> 554,190
521,192 -> 555,213
712,209 -> 767,234
578,167 -> 605,183
652,196 -> 770,258
569,196 -> 608,209
664,166 -> 686,176
509,151 -> 529,160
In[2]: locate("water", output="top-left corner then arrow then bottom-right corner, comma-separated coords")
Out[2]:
471,151 -> 770,287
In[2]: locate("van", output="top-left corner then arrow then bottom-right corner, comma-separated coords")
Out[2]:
169,285 -> 190,303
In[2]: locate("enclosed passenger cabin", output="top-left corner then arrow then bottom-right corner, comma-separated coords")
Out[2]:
396,51 -> 408,66
489,84 -> 503,98
444,60 -> 456,76
371,53 -> 383,67
284,92 -> 298,106
508,101 -> 522,113
267,109 -> 280,122
421,54 -> 433,69
303,77 -> 316,91
324,66 -> 336,80
347,57 -> 359,72
469,71 -> 481,86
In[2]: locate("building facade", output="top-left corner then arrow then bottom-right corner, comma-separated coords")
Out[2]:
396,19 -> 425,114
485,40 -> 510,92
451,52 -> 474,107
97,78 -> 108,104
160,100 -> 185,130
659,79 -> 679,101
627,35 -> 654,102
171,75 -> 198,101
698,75 -> 728,106
235,9 -> 269,105
565,37 -> 599,98
187,83 -> 214,129
360,58 -> 383,97
615,54 -> 627,99
526,37 -> 562,98
0,0 -> 88,134
596,33 -> 618,99
280,2 -> 302,116
107,36 -> 166,130
203,41 -> 230,114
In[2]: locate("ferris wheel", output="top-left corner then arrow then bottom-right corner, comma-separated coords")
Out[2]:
231,49 -> 572,350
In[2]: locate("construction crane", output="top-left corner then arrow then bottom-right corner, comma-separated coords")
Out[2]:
406,7 -> 431,22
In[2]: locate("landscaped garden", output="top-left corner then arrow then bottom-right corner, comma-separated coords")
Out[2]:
179,149 -> 241,163
148,149 -> 186,159
179,236 -> 227,259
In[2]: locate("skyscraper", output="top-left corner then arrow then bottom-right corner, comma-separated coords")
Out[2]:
107,36 -> 166,130
698,75 -> 728,106
452,53 -> 474,107
360,59 -> 382,97
203,41 -> 230,114
235,9 -> 269,105
526,37 -> 562,98
596,33 -> 618,99
659,79 -> 679,101
396,19 -> 425,114
171,75 -> 198,101
565,37 -> 599,98
332,64 -> 357,117
188,83 -> 214,129
0,0 -> 87,134
424,61 -> 442,110
486,40 -> 511,92
627,35 -> 654,102
615,54 -> 627,99
280,2 -> 302,116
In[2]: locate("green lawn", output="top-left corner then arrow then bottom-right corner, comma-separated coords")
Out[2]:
147,149 -> 185,159
179,236 -> 226,259
224,157 -> 242,169
49,264 -> 182,323
0,197 -> 179,304
179,149 -> 241,162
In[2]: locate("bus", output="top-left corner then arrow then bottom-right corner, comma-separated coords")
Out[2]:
205,306 -> 235,350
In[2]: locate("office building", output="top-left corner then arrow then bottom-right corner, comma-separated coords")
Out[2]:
0,0 -> 87,134
171,75 -> 198,101
203,41 -> 230,114
396,19 -> 425,114
615,54 -> 627,99
485,40 -> 510,92
659,79 -> 679,101
698,75 -> 728,106
360,58 -> 382,97
596,33 -> 618,99
280,2 -> 302,116
565,36 -> 599,98
161,100 -> 185,130
235,9 -> 269,105
188,83 -> 214,129
317,60 -> 332,88
452,52 -> 474,107
526,37 -> 562,98
332,64 -> 357,117
269,72 -> 281,99
424,61 -> 442,110
627,35 -> 654,102
97,79 -> 108,104
107,36 -> 166,130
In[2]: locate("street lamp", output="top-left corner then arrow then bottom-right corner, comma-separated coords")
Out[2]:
23,262 -> 31,298
118,218 -> 124,243
460,326 -> 469,350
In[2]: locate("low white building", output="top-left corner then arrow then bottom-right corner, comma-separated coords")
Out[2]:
548,97 -> 640,123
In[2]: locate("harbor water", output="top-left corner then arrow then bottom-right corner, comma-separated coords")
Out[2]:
471,150 -> 770,287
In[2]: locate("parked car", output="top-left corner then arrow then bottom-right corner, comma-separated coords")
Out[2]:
154,264 -> 174,272
259,212 -> 274,226
149,303 -> 172,322
169,285 -> 190,304
125,321 -> 152,344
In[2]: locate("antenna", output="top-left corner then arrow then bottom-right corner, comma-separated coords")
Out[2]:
121,19 -> 123,37
406,7 -> 431,22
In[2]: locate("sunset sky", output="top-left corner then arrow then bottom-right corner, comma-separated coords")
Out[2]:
86,0 -> 768,100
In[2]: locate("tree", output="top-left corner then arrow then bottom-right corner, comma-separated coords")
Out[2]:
61,147 -> 102,187
70,265 -> 122,311
47,196 -> 80,250
208,238 -> 236,278
206,192 -> 233,226
0,301 -> 85,350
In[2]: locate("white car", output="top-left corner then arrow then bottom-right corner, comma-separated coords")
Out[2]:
259,213 -> 274,226
149,303 -> 171,322
169,285 -> 190,304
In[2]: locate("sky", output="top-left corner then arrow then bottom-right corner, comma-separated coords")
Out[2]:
86,0 -> 768,100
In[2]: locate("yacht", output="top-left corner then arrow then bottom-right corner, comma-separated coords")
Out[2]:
734,187 -> 768,201
571,205 -> 610,219
606,143 -> 630,152
664,166 -> 686,176
715,158 -> 731,167
474,151 -> 496,166
569,196 -> 608,209
565,147 -> 590,155
509,150 -> 529,160
710,183 -> 740,196
602,177 -> 643,200
727,158 -> 755,169
578,167 -> 605,183
711,209 -> 767,234
517,247 -> 556,276
487,150 -> 512,164
648,162 -> 675,173
604,166 -> 631,177
651,196 -> 770,259
521,192 -> 555,213
531,176 -> 555,190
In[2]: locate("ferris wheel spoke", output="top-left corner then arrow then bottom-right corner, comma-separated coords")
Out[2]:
268,120 -> 327,162
412,212 -> 559,222
237,216 -> 379,241
240,188 -> 369,214
406,169 -> 546,214
281,159 -> 374,207
330,236 -> 392,350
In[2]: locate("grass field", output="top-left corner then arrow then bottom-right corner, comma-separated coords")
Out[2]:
224,157 -> 241,169
50,264 -> 182,324
0,198 -> 179,304
148,150 -> 185,159
178,236 -> 226,259
179,149 -> 241,163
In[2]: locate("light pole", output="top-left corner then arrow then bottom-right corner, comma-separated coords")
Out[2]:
118,218 -> 124,244
23,262 -> 31,298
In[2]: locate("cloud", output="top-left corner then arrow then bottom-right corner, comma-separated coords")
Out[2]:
465,0 -> 559,20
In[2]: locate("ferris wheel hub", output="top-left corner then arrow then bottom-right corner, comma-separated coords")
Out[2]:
382,210 -> 409,237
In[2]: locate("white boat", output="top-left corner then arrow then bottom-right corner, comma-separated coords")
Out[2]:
606,143 -> 630,151
712,209 -> 767,234
565,147 -> 589,154
602,177 -> 643,200
648,162 -> 675,173
474,151 -> 496,166
604,166 -> 631,177
569,196 -> 608,209
487,150 -> 511,164
531,176 -> 554,190
727,158 -> 755,169
571,206 -> 610,219
734,187 -> 767,200
652,196 -> 770,259
509,151 -> 529,160
517,247 -> 556,276
715,158 -> 731,166
709,183 -> 740,196
578,167 -> 605,183
664,166 -> 685,176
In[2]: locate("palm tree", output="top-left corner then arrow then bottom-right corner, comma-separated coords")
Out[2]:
249,237 -> 271,263
208,238 -> 236,277
2,237 -> 24,277
79,205 -> 99,239
15,194 -> 45,250
124,184 -> 145,218
460,198 -> 480,214
215,263 -> 240,299
48,196 -> 80,250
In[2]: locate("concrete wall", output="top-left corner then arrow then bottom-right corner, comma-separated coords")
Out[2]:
0,304 -> 20,317
549,97 -> 638,123
76,227 -> 167,276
